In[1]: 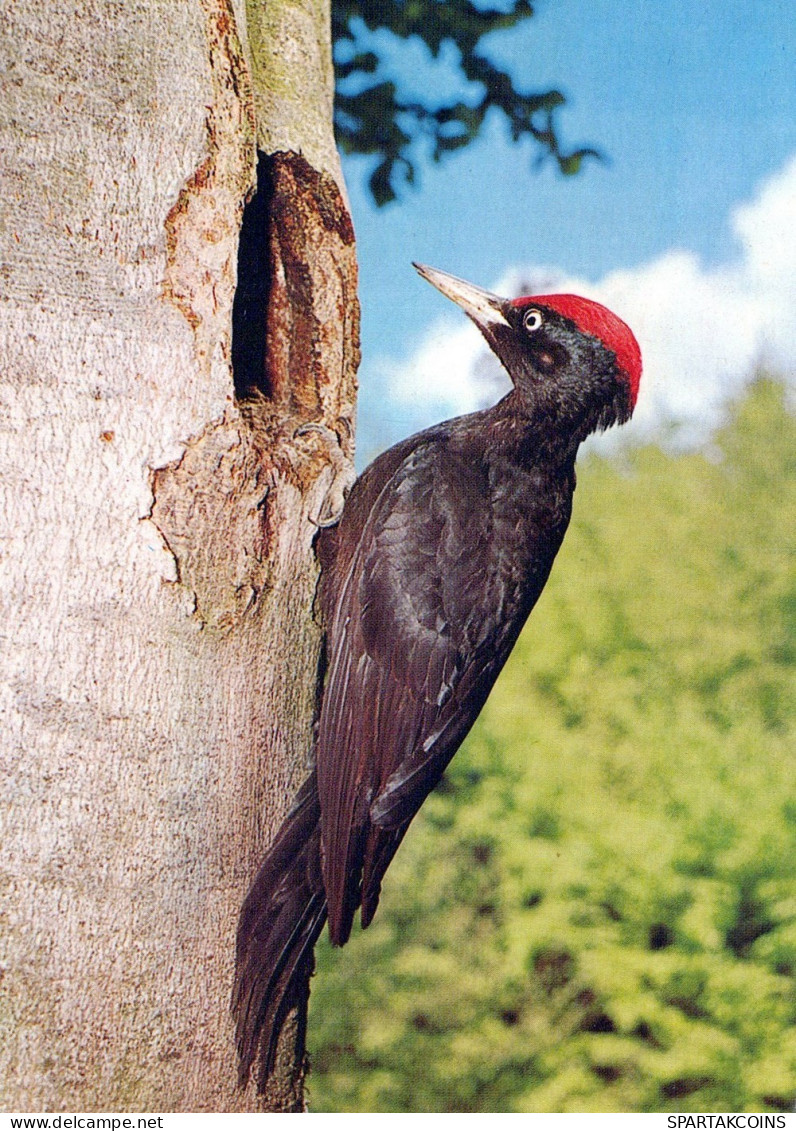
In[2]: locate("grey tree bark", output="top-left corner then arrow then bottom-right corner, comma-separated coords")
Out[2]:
0,0 -> 357,1112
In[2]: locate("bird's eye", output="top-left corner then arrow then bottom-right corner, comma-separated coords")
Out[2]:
523,308 -> 544,333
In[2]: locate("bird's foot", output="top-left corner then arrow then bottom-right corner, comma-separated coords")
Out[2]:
294,420 -> 356,528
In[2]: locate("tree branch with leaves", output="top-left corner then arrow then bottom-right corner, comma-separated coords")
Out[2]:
333,0 -> 599,203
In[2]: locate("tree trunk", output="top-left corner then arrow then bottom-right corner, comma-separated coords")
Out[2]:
0,0 -> 357,1112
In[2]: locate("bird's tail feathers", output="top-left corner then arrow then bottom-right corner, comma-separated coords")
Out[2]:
232,771 -> 327,1092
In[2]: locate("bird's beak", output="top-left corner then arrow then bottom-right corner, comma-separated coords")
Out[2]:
413,263 -> 510,330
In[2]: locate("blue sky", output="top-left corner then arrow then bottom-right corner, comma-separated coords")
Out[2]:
339,0 -> 796,461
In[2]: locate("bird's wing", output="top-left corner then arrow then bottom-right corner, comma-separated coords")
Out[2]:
316,438 -> 525,943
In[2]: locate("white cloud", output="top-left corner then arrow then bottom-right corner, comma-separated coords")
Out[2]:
378,154 -> 796,449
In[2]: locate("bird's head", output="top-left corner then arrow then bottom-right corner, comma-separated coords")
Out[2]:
414,263 -> 642,441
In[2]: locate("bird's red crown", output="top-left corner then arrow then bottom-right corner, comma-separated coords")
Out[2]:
512,294 -> 642,406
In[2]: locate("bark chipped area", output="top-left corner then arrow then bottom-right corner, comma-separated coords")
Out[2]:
148,398 -> 352,631
263,151 -> 359,419
153,151 -> 359,634
149,411 -> 272,630
163,0 -> 257,372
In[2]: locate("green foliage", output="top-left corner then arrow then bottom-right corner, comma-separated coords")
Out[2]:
308,378 -> 796,1112
332,1 -> 599,204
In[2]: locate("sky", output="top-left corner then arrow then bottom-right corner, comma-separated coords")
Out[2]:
338,0 -> 796,464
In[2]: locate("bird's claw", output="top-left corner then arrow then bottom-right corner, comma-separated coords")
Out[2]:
294,420 -> 356,528
311,472 -> 356,528
293,419 -> 353,445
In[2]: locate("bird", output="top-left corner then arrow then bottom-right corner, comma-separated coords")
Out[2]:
232,263 -> 642,1092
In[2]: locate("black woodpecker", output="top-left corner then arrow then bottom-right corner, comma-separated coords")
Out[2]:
233,263 -> 643,1091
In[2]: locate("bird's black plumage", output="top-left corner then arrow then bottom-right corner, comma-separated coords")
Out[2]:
232,265 -> 642,1091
